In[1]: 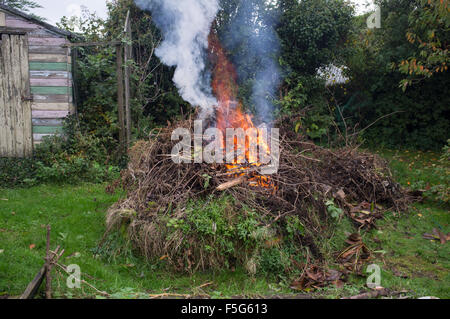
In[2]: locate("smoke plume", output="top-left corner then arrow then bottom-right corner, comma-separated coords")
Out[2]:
135,0 -> 219,118
221,0 -> 281,125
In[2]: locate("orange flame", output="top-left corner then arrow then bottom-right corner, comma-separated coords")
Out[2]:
208,31 -> 273,189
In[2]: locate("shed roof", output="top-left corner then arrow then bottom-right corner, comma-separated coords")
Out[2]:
0,4 -> 74,38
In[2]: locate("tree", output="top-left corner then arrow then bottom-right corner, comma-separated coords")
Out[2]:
398,0 -> 449,90
341,0 -> 449,149
277,0 -> 354,76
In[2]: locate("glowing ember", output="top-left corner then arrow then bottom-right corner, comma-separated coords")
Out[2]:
208,31 -> 274,190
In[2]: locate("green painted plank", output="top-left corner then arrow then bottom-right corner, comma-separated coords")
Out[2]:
31,86 -> 72,95
29,62 -> 71,71
32,126 -> 63,134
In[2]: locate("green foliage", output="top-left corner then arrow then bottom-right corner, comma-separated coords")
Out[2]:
274,0 -> 354,143
0,157 -> 36,188
182,196 -> 264,257
325,199 -> 344,219
105,0 -> 191,127
277,0 -> 354,76
398,0 -> 450,90
258,247 -> 289,276
32,122 -> 121,185
285,216 -> 305,240
155,195 -> 310,275
0,117 -> 121,188
342,0 -> 449,150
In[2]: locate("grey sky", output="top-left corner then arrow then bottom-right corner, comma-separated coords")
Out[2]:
31,0 -> 375,26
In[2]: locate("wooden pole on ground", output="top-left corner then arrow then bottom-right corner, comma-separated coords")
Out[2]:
116,45 -> 126,153
45,225 -> 52,299
124,10 -> 132,146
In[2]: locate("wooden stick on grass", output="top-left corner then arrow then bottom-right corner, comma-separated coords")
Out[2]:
216,176 -> 246,191
45,225 -> 52,299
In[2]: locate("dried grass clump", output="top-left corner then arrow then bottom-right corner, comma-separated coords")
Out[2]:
105,117 -> 410,272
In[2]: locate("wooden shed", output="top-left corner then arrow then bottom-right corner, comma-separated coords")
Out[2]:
0,4 -> 75,157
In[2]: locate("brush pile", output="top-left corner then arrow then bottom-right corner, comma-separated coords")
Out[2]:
105,117 -> 410,273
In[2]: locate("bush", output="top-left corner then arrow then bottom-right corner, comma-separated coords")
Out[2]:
0,157 -> 37,188
0,119 -> 121,188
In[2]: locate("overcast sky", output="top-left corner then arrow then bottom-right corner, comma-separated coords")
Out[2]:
31,0 -> 376,25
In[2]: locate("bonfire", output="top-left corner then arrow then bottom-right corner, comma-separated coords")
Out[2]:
104,30 -> 410,275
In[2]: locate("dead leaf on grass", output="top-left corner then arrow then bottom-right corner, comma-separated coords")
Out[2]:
338,233 -> 372,273
423,228 -> 448,244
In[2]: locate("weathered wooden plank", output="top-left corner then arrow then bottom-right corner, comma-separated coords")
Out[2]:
28,37 -> 67,46
30,78 -> 72,87
28,30 -> 64,38
5,17 -> 39,29
32,118 -> 64,126
1,34 -> 13,156
124,12 -> 132,146
19,265 -> 46,299
33,126 -> 63,134
32,103 -> 71,111
0,12 -> 5,27
30,70 -> 70,79
29,62 -> 71,71
29,53 -> 69,63
31,86 -> 72,95
0,35 -> 6,156
32,94 -> 72,103
3,12 -> 70,38
0,26 -> 27,35
20,34 -> 32,156
32,110 -> 69,119
11,35 -> 23,157
29,45 -> 67,55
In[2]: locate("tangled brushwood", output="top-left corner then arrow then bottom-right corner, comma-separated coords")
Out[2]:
105,117 -> 411,274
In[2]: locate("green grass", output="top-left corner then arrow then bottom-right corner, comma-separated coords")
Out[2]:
0,149 -> 448,299
0,184 -> 290,299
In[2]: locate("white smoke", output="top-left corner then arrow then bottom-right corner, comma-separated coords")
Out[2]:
135,0 -> 219,118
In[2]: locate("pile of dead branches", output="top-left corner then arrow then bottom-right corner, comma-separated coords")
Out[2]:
105,116 -> 410,272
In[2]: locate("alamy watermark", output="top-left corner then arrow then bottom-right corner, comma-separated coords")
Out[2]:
366,264 -> 382,288
66,264 -> 81,289
367,5 -> 381,29
171,120 -> 280,175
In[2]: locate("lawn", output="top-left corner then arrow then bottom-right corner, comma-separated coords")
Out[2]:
0,149 -> 448,299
